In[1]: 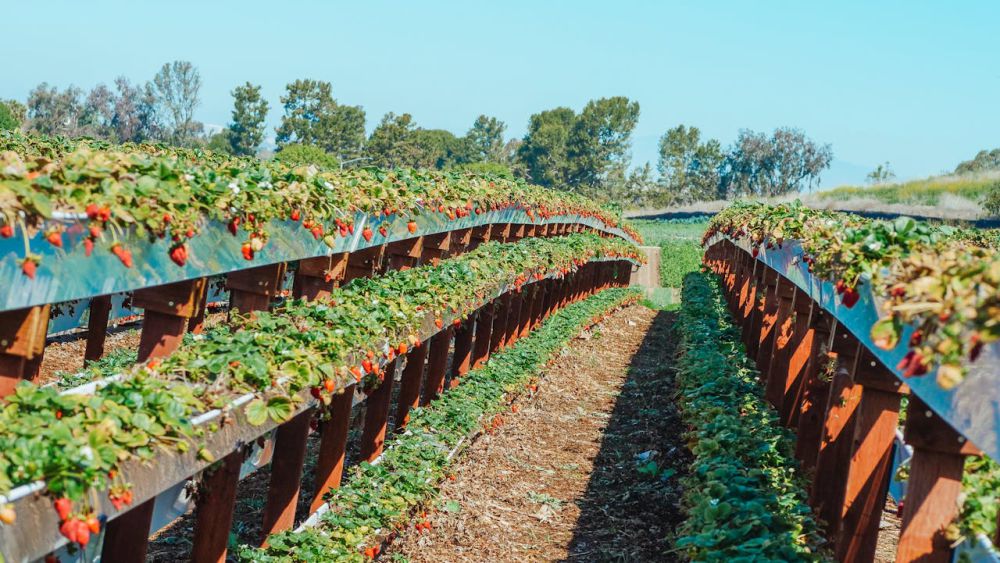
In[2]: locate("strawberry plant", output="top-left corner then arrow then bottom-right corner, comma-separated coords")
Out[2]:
673,271 -> 826,561
238,288 -> 641,562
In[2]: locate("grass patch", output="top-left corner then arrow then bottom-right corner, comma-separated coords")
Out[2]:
819,173 -> 999,207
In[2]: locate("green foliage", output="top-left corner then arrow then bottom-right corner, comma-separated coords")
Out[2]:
866,161 -> 895,184
517,106 -> 575,188
365,112 -> 421,168
657,125 -> 723,203
205,131 -> 234,155
674,272 -> 826,561
720,127 -> 833,197
275,79 -> 366,161
465,114 -> 506,163
447,161 -> 514,179
227,82 -> 269,156
410,128 -> 467,169
0,101 -> 19,131
565,96 -> 640,191
150,60 -> 204,146
820,174 -> 998,206
633,218 -> 708,288
955,148 -> 1000,175
273,142 -> 339,169
240,287 -> 641,562
982,180 -> 1000,217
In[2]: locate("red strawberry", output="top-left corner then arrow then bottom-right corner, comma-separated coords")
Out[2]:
97,206 -> 111,222
407,221 -> 418,234
362,359 -> 373,373
169,244 -> 188,267
351,366 -> 363,382
84,238 -> 94,257
86,515 -> 101,534
310,386 -> 322,399
228,217 -> 241,236
348,223 -> 355,234
842,287 -> 860,308
111,244 -> 133,268
0,224 -> 12,238
398,342 -> 408,355
162,213 -> 172,224
311,226 -> 323,240
290,209 -> 301,221
85,203 -> 100,219
54,498 -> 73,521
46,230 -> 63,248
379,225 -> 388,237
362,227 -> 373,242
241,243 -> 254,261
59,520 -> 79,543
434,318 -> 443,329
89,225 -> 102,238
338,225 -> 349,238
324,379 -> 336,393
21,258 -> 37,279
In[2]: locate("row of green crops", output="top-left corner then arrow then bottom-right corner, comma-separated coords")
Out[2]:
0,129 -> 639,276
674,271 -> 826,561
239,287 -> 642,562
634,218 -> 708,288
0,234 -> 640,548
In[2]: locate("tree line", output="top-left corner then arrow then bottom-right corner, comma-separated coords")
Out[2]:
0,59 -> 836,207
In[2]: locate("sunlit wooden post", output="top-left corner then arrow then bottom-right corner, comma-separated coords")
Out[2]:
190,450 -> 245,563
83,295 -> 112,363
421,327 -> 452,405
310,387 -> 355,513
386,236 -> 423,271
0,305 -> 50,397
503,290 -> 524,348
259,409 -> 312,543
761,276 -> 795,392
186,281 -> 210,334
767,290 -> 815,425
811,326 -> 862,537
293,254 -> 348,301
103,278 -> 208,562
835,348 -> 908,562
471,302 -> 494,369
754,269 -> 782,376
794,314 -> 834,471
449,315 -> 474,389
345,245 -> 386,280
468,225 -> 491,252
227,263 -> 286,315
359,360 -> 398,462
896,398 -> 980,563
490,293 -> 511,353
394,340 -> 428,430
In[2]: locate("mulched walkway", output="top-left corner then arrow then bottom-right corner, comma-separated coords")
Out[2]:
387,304 -> 687,562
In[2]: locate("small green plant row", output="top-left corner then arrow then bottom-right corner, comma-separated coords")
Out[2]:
238,287 -> 642,562
0,130 -> 640,278
673,271 -> 827,561
0,234 -> 641,550
706,201 -> 1000,388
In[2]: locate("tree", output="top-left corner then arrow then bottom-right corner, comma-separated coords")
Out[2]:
366,112 -> 422,169
0,103 -> 18,131
411,129 -> 464,169
565,96 -> 640,191
25,83 -> 86,137
657,125 -> 724,203
274,143 -> 339,169
448,161 -> 515,179
465,115 -> 506,163
80,84 -> 115,139
866,162 -> 895,184
955,149 -> 1000,175
150,60 -> 203,146
516,107 -> 576,188
720,127 -> 832,198
227,82 -> 269,156
205,131 -> 234,155
111,77 -> 160,143
275,79 -> 366,162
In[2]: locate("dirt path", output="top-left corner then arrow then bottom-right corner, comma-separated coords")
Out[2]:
387,304 -> 687,562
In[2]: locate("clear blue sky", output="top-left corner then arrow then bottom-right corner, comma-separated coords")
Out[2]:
3,1 -> 998,187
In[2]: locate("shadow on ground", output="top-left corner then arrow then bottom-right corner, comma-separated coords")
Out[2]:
562,310 -> 689,562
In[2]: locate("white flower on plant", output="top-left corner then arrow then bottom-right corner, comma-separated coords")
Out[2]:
324,181 -> 334,191
184,174 -> 194,182
228,181 -> 240,194
80,446 -> 95,461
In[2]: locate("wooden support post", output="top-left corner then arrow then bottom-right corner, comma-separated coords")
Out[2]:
345,245 -> 386,281
83,296 -> 112,363
745,263 -> 767,357
449,228 -> 472,258
310,387 -> 355,513
489,223 -> 511,244
771,291 -> 815,425
503,290 -> 524,348
394,341 -> 428,430
359,361 -> 396,462
134,278 -> 208,362
421,327 -> 452,405
190,450 -> 245,563
0,306 -> 49,395
518,285 -> 537,339
811,327 -> 861,536
739,259 -> 759,347
753,269 -> 783,380
228,263 -> 286,315
293,254 -> 347,300
490,293 -> 511,353
794,313 -> 834,471
186,281 -> 210,334
469,225 -> 491,251
836,349 -> 908,562
450,316 -> 475,389
386,236 -> 424,270
762,277 -> 797,397
471,303 -> 494,369
420,232 -> 451,265
896,398 -> 980,563
104,278 -> 207,562
260,409 -> 313,542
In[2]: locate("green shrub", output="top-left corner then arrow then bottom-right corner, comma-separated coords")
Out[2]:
980,180 -> 1000,217
0,102 -> 18,131
274,143 -> 339,169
